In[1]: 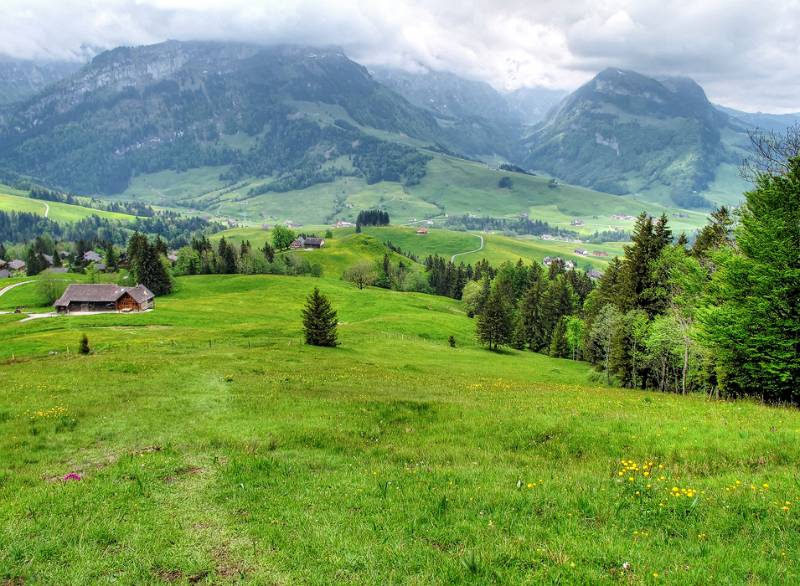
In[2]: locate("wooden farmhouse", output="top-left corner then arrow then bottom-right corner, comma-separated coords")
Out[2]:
289,236 -> 325,249
54,284 -> 155,314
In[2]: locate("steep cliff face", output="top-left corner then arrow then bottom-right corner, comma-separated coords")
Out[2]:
0,58 -> 81,106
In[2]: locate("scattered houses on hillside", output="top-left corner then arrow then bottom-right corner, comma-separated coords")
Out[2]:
8,259 -> 26,273
289,236 -> 325,250
54,284 -> 155,314
588,269 -> 604,280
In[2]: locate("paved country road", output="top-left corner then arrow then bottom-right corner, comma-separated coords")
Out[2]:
451,234 -> 484,262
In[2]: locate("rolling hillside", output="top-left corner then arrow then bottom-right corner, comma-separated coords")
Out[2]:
0,185 -> 136,222
1,273 -> 798,582
119,154 -> 710,236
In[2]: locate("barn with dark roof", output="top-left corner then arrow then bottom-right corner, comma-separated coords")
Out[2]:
54,284 -> 155,314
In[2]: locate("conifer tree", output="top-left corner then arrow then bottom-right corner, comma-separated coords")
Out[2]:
79,333 -> 91,355
549,316 -> 569,358
476,288 -> 512,350
302,288 -> 339,347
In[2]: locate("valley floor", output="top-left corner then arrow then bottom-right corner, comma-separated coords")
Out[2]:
0,275 -> 798,584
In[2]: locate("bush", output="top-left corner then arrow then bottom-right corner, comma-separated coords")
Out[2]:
79,334 -> 91,355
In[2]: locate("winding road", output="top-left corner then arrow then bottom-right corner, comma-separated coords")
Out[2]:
0,280 -> 33,298
451,234 -> 484,262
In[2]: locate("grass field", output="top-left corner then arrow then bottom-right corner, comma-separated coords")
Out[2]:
0,187 -> 136,223
0,273 -> 798,584
113,154 -> 712,236
217,225 -> 621,272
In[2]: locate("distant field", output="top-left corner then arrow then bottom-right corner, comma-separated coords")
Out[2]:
0,189 -> 135,222
0,274 -> 797,583
111,153 -> 712,235
216,224 -> 622,272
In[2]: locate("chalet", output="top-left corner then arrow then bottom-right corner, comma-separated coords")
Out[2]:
335,220 -> 355,228
8,259 -> 26,273
83,251 -> 102,263
416,227 -> 429,235
54,284 -> 155,314
289,236 -> 325,250
574,249 -> 589,256
570,219 -> 585,227
588,269 -> 604,280
42,254 -> 54,266
0,269 -> 10,279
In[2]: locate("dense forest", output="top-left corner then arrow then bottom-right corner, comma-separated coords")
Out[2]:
445,214 -> 577,238
466,138 -> 799,404
0,210 -> 222,248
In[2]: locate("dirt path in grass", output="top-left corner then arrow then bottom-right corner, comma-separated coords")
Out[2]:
42,201 -> 50,218
451,234 -> 484,262
0,280 -> 33,298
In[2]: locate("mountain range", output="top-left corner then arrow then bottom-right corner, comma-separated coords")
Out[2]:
0,41 -> 794,209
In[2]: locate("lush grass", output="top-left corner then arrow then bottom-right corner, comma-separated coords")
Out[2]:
0,188 -> 135,222
219,224 -> 620,271
0,272 -> 117,313
358,226 -> 620,270
109,154 -> 711,235
0,274 -> 798,584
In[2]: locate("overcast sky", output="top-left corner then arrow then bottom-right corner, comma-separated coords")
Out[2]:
1,0 -> 798,112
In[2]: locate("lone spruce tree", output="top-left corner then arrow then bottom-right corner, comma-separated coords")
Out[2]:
302,288 -> 339,347
476,288 -> 512,350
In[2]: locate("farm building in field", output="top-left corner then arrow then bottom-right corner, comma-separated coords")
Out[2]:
289,236 -> 325,249
54,284 -> 155,314
83,251 -> 102,263
416,227 -> 428,235
8,259 -> 26,273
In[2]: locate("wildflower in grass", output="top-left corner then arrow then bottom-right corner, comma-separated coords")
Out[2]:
62,472 -> 82,482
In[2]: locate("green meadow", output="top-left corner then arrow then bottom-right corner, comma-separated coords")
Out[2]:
217,225 -> 619,272
116,154 -> 710,235
0,188 -> 136,223
0,274 -> 798,584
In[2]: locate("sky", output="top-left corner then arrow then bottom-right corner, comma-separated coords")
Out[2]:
1,0 -> 798,112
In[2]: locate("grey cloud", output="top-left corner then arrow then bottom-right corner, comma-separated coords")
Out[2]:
0,0 -> 797,112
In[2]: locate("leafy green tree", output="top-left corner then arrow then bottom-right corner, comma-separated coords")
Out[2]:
343,262 -> 376,290
565,316 -> 585,361
699,157 -> 800,403
461,280 -> 484,317
37,275 -> 67,306
302,287 -> 338,347
272,225 -> 296,251
476,289 -> 512,350
589,304 -> 622,385
175,246 -> 201,276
